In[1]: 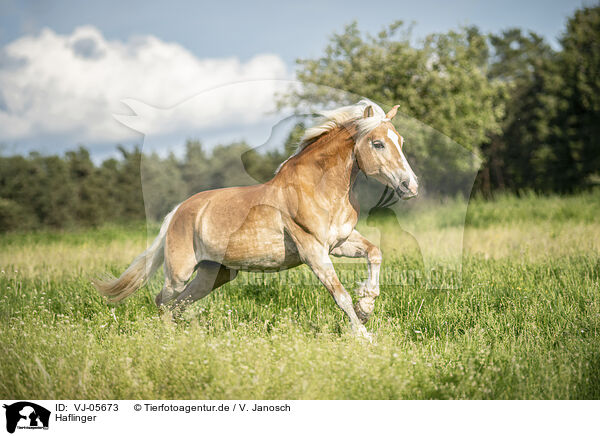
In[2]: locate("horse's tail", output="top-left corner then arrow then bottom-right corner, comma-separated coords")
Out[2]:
93,204 -> 181,302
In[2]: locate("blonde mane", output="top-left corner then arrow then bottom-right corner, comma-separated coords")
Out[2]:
276,99 -> 388,174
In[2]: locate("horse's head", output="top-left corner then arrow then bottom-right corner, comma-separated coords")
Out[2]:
354,104 -> 418,199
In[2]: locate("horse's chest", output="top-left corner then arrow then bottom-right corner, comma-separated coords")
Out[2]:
330,222 -> 354,243
327,213 -> 356,247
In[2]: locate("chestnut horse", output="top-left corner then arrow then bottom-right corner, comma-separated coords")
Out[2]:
95,100 -> 418,339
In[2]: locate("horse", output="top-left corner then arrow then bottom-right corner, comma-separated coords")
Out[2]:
94,100 -> 419,340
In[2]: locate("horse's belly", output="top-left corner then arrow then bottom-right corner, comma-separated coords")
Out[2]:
194,192 -> 301,270
220,228 -> 301,271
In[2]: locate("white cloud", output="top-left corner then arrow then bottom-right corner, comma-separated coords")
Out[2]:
0,25 -> 291,149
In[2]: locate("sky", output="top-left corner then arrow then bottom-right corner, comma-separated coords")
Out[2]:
0,0 -> 591,159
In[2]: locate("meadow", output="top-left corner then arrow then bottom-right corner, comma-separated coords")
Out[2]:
0,192 -> 599,399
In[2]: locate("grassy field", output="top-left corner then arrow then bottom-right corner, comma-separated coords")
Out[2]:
1,192 -> 599,399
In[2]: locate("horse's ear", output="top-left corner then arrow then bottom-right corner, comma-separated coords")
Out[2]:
386,105 -> 399,120
363,105 -> 374,118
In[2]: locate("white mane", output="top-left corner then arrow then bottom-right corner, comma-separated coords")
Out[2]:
276,99 -> 388,174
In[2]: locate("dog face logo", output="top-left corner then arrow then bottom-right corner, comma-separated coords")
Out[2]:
3,402 -> 50,433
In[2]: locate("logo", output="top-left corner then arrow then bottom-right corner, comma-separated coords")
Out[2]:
3,402 -> 50,434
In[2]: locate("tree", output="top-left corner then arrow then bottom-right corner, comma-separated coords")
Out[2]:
181,140 -> 211,196
555,5 -> 600,190
481,29 -> 561,193
141,152 -> 186,221
113,146 -> 145,220
483,5 -> 600,193
66,147 -> 111,225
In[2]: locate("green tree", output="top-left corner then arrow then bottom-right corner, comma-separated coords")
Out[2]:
181,140 -> 211,196
0,155 -> 39,231
141,151 -> 186,221
481,29 -> 561,193
113,146 -> 145,220
483,5 -> 600,193
207,142 -> 254,189
66,147 -> 111,226
555,5 -> 600,190
31,154 -> 77,227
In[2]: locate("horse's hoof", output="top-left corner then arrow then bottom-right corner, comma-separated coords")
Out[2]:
354,297 -> 375,324
354,325 -> 373,343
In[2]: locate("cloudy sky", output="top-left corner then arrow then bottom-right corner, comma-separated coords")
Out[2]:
0,0 -> 589,159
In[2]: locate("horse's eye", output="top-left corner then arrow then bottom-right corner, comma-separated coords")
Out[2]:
372,140 -> 385,149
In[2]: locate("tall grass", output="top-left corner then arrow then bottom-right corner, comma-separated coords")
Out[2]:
0,193 -> 599,399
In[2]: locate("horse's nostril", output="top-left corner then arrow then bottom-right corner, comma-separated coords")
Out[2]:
401,180 -> 410,190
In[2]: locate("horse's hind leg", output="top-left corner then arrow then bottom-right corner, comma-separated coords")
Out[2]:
171,261 -> 238,315
155,247 -> 198,307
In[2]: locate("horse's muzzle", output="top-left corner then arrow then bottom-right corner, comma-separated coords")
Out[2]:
395,183 -> 418,199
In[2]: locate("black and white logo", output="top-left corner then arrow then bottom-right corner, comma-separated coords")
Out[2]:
3,402 -> 50,434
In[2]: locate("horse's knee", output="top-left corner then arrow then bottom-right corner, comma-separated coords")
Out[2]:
164,250 -> 197,285
367,245 -> 382,264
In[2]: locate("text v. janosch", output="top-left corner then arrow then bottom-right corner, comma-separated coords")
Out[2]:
242,403 -> 291,412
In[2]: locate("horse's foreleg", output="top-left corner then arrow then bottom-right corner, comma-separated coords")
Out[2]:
331,230 -> 382,323
290,230 -> 371,340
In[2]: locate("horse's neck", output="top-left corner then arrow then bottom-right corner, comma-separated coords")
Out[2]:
276,127 -> 358,198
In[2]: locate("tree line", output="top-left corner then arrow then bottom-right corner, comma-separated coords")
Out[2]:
0,5 -> 598,232
0,141 -> 296,231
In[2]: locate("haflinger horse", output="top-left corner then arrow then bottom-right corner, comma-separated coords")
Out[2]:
95,100 -> 418,340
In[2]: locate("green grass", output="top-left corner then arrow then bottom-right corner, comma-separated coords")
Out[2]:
1,192 -> 599,399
